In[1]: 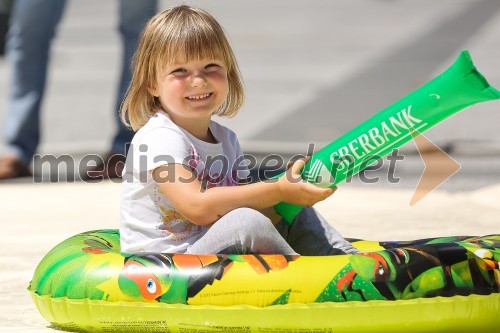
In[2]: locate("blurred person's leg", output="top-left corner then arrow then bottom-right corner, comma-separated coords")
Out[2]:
87,0 -> 157,180
0,0 -> 66,179
112,0 -> 157,155
0,0 -> 13,56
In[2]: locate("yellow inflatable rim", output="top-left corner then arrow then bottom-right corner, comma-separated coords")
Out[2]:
31,292 -> 499,333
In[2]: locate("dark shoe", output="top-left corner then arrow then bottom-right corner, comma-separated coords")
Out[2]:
82,153 -> 126,180
0,156 -> 32,180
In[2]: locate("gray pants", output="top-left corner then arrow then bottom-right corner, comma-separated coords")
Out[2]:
186,207 -> 358,255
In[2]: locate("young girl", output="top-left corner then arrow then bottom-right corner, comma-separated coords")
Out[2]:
120,5 -> 357,256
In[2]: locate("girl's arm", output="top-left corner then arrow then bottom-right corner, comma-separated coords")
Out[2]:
155,158 -> 334,226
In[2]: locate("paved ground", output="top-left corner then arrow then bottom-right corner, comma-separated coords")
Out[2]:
0,0 -> 499,331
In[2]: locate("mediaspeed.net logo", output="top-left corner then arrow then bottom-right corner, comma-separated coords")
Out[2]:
31,133 -> 460,206
409,131 -> 461,205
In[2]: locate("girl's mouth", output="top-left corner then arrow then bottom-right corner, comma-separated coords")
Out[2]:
186,93 -> 212,101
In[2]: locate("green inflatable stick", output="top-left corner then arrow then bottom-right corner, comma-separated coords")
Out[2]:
275,50 -> 500,223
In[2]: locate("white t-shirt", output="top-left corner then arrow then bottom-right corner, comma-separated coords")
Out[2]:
120,111 -> 250,253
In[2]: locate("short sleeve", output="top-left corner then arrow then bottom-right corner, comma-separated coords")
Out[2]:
132,127 -> 192,172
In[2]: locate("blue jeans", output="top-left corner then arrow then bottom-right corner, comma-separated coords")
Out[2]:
3,0 -> 157,165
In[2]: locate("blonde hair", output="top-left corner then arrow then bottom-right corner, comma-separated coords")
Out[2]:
121,5 -> 245,131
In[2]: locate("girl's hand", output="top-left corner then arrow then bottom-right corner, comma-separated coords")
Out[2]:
277,157 -> 336,206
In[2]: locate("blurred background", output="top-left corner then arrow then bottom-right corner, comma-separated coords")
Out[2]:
1,0 -> 500,189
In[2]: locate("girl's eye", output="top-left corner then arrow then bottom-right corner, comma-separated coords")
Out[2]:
205,64 -> 222,71
171,68 -> 187,75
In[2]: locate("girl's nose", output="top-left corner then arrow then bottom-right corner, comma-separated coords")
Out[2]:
190,73 -> 207,87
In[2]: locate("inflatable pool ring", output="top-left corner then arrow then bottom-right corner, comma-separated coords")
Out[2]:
274,50 -> 500,223
29,230 -> 499,332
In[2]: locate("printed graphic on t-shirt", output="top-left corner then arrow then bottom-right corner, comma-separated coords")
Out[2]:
188,145 -> 238,189
153,184 -> 204,242
158,205 -> 203,241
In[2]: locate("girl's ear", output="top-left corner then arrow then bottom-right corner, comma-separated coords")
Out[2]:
148,84 -> 159,97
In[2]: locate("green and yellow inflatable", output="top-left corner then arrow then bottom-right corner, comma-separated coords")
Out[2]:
29,230 -> 499,332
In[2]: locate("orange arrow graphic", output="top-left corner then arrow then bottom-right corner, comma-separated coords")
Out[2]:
410,131 -> 461,206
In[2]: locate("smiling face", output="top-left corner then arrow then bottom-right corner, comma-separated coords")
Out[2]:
149,59 -> 229,126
